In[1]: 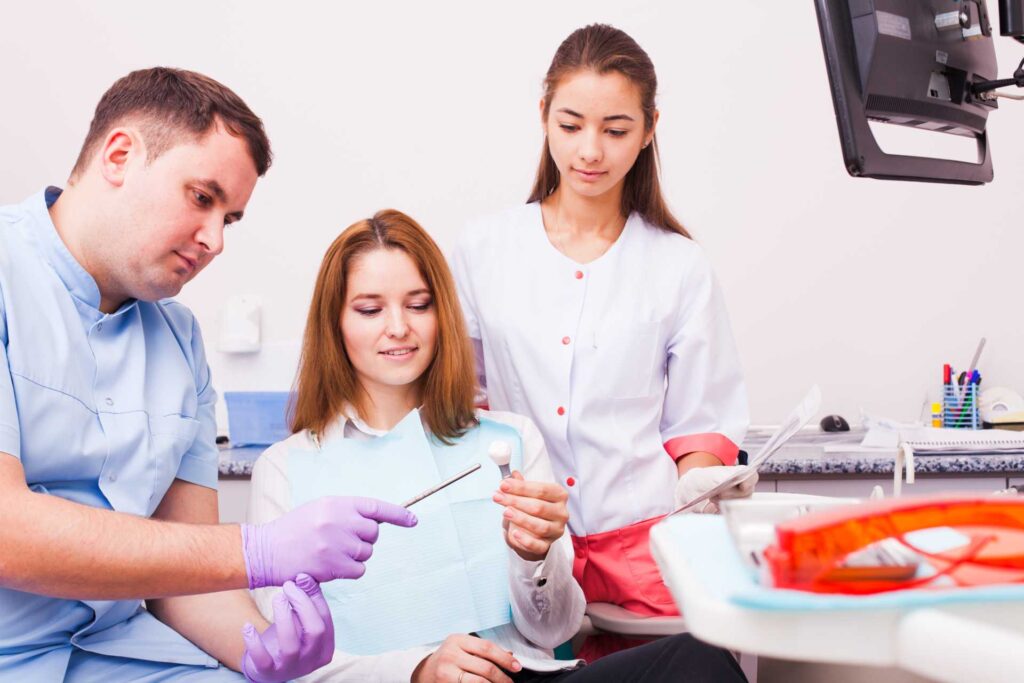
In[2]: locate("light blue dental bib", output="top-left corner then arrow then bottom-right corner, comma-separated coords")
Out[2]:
289,410 -> 523,655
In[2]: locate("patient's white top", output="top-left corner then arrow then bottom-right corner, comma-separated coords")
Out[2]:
248,409 -> 586,681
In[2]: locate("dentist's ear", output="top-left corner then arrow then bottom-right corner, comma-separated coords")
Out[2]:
98,127 -> 140,188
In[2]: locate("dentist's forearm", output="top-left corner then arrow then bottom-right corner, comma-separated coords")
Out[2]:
0,458 -> 246,599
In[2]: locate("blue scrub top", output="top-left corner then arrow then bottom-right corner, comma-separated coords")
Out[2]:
0,187 -> 222,676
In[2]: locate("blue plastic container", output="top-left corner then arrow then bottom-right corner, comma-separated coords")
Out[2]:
224,391 -> 292,446
942,384 -> 979,429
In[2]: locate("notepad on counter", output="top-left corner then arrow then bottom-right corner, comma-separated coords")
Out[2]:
898,427 -> 1024,456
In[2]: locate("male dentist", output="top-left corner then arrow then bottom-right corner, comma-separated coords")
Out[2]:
0,67 -> 417,681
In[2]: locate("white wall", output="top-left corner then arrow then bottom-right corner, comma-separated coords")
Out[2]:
2,1 -> 1021,429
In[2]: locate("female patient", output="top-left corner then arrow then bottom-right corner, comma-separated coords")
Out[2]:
247,210 -> 744,682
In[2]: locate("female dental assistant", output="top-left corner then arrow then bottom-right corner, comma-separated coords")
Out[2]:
451,24 -> 752,660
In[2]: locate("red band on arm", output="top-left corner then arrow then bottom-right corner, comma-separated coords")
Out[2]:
663,433 -> 740,466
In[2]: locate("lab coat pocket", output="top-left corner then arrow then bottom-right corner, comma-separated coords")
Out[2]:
594,321 -> 661,399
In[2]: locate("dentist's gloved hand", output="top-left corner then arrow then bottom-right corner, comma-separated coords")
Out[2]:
674,465 -> 758,514
241,496 -> 417,589
242,573 -> 334,683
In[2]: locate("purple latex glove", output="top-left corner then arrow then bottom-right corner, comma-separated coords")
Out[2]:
241,496 -> 417,589
241,573 -> 333,683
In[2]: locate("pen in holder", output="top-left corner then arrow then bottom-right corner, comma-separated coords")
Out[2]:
943,383 -> 979,429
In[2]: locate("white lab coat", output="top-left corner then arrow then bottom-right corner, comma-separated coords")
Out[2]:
451,203 -> 749,537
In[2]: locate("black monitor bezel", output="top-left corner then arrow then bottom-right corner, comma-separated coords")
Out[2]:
814,0 -> 994,185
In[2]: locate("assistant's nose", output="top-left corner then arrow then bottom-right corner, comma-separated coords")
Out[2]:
577,128 -> 603,165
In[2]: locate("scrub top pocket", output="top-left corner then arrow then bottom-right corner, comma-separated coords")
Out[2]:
148,414 -> 201,505
149,414 -> 200,445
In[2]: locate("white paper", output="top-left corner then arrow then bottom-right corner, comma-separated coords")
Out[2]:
671,385 -> 822,515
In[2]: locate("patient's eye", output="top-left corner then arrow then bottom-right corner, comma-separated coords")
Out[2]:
408,298 -> 433,312
355,307 -> 382,317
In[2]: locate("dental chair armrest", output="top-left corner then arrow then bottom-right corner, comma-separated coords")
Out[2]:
584,603 -> 687,637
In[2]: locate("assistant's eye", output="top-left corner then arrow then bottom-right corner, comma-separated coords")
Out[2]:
607,129 -> 629,138
558,123 -> 579,133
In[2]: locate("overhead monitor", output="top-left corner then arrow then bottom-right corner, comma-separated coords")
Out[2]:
814,0 -> 1000,184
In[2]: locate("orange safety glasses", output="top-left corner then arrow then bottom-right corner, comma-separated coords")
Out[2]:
763,494 -> 1024,594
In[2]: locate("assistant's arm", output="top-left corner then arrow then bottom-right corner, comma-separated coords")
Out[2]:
449,231 -> 489,406
660,250 -> 749,469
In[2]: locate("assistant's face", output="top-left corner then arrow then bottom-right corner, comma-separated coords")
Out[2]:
543,69 -> 653,200
340,248 -> 438,400
110,124 -> 258,303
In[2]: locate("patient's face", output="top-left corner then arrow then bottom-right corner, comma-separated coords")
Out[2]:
341,248 -> 438,400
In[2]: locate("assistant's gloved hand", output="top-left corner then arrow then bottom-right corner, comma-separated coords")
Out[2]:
674,465 -> 758,514
241,496 -> 417,589
242,573 -> 334,683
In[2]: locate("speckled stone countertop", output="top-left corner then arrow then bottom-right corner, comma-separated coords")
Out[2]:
219,445 -> 266,477
218,443 -> 1024,479
756,445 -> 1024,477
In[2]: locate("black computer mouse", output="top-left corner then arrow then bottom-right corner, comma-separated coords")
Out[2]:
820,414 -> 850,432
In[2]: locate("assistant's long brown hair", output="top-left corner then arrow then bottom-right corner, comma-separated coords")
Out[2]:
528,24 -> 690,238
290,210 -> 477,442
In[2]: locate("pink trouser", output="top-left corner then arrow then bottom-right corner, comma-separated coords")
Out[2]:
571,515 -> 679,661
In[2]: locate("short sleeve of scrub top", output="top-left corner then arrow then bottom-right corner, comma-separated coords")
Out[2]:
0,294 -> 21,458
163,303 -> 220,491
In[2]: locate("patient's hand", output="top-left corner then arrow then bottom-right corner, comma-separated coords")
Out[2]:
492,472 -> 569,562
412,634 -> 519,683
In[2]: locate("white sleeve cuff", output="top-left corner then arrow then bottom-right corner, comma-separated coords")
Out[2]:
509,551 -> 550,587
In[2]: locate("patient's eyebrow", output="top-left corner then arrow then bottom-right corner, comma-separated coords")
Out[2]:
350,289 -> 432,300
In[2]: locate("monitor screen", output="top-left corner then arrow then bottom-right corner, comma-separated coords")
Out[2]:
815,0 -> 1000,184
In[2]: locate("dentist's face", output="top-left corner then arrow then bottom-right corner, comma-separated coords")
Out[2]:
543,69 -> 656,200
103,122 -> 257,306
340,248 -> 438,400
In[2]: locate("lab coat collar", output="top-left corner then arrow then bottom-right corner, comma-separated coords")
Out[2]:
528,201 -> 640,270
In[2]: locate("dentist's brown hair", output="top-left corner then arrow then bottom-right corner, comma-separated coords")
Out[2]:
290,210 -> 477,442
